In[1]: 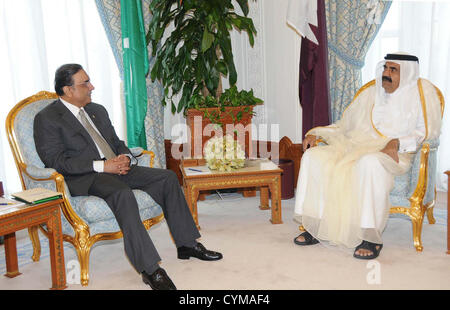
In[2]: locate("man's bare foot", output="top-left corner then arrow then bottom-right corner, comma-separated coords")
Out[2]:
295,235 -> 305,243
354,245 -> 381,257
353,241 -> 383,259
293,231 -> 319,246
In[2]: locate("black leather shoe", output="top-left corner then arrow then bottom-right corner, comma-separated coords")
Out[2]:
177,242 -> 223,261
142,268 -> 177,290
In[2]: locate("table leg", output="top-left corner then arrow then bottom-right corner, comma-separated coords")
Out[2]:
192,189 -> 200,230
28,226 -> 41,262
4,232 -> 21,278
259,186 -> 270,210
47,211 -> 67,290
242,188 -> 256,197
185,183 -> 200,230
269,177 -> 283,224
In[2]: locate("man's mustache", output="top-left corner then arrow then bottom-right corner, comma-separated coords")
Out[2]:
382,76 -> 392,83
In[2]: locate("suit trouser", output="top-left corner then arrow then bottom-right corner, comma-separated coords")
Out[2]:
87,165 -> 201,274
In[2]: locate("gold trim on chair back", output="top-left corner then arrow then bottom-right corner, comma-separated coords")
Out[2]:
433,85 -> 445,117
389,81 -> 445,252
5,91 -> 59,189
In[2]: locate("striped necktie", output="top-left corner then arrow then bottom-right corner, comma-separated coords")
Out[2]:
78,109 -> 116,160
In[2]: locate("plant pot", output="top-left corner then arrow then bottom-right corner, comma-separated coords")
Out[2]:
185,106 -> 255,158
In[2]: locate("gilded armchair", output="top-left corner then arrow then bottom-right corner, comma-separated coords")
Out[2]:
301,78 -> 444,252
389,79 -> 445,251
6,91 -> 164,286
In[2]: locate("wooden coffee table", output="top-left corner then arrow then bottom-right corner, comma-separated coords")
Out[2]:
181,159 -> 283,229
0,198 -> 66,289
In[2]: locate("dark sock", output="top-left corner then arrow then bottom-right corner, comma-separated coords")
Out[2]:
144,263 -> 160,275
178,240 -> 197,249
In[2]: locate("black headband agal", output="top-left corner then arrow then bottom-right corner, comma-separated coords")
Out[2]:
384,54 -> 419,62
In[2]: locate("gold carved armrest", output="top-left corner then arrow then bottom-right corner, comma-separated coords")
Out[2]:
19,162 -> 89,233
135,150 -> 155,168
409,143 -> 430,209
314,138 -> 327,146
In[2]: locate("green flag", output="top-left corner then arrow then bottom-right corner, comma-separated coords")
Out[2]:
121,0 -> 148,148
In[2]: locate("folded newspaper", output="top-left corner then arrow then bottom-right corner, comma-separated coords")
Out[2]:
12,188 -> 62,204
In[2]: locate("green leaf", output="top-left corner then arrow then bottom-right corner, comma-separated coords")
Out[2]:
246,30 -> 254,47
236,111 -> 243,121
229,111 -> 236,122
236,0 -> 249,16
228,61 -> 237,85
232,17 -> 242,28
150,63 -> 158,81
225,19 -> 233,30
147,0 -> 261,115
201,29 -> 215,52
216,61 -> 228,75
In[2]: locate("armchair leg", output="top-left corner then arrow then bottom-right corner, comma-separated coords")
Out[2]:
70,229 -> 94,287
411,216 -> 425,252
426,206 -> 436,224
75,244 -> 92,287
28,226 -> 41,262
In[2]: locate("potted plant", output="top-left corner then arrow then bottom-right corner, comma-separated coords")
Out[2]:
147,0 -> 263,157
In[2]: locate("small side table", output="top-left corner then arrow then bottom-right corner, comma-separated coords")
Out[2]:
181,159 -> 283,229
446,170 -> 449,255
273,159 -> 295,200
0,198 -> 66,289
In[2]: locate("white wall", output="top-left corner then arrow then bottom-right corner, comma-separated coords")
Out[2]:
164,0 -> 303,144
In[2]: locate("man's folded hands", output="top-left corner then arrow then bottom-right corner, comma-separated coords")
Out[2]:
104,154 -> 131,175
380,139 -> 400,163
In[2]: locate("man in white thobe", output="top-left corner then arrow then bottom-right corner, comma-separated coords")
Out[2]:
293,53 -> 442,259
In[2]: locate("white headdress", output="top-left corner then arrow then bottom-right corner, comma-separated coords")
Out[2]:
373,52 -> 423,139
375,52 -> 420,105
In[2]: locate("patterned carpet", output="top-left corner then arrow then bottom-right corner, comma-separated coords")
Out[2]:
0,204 -> 447,275
0,192 -> 448,290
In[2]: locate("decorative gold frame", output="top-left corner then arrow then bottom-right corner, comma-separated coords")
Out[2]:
6,91 -> 164,286
389,143 -> 432,252
389,80 -> 445,252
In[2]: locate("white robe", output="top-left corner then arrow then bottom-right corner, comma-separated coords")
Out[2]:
294,79 -> 442,248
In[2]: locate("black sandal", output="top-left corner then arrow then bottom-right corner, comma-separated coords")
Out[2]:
353,240 -> 383,260
293,231 -> 320,246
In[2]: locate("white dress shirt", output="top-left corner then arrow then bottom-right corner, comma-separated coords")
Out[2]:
60,98 -> 106,172
372,97 -> 426,153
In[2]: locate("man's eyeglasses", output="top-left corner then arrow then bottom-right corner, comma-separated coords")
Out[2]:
71,81 -> 92,88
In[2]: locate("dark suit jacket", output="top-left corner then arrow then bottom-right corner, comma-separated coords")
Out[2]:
34,99 -> 131,196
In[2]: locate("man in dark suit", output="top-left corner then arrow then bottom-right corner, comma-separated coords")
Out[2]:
34,64 -> 223,290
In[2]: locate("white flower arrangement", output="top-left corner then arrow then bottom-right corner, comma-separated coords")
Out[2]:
203,135 -> 245,172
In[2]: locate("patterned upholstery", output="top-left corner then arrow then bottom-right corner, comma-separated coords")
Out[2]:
11,94 -> 163,255
390,138 -> 439,208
